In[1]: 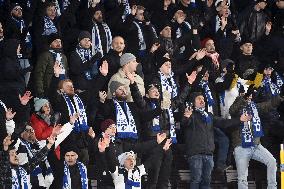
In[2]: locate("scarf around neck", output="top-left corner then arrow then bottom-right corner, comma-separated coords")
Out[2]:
76,45 -> 97,80
91,22 -> 112,57
114,99 -> 138,139
133,21 -> 146,51
12,16 -> 26,33
42,16 -> 57,36
11,167 -> 30,189
199,80 -> 215,111
62,93 -> 89,133
159,71 -> 178,99
63,161 -> 88,189
150,102 -> 177,143
240,102 -> 264,148
121,0 -> 131,22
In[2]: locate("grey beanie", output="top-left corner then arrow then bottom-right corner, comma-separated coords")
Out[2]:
34,98 -> 49,112
120,53 -> 136,67
109,81 -> 125,94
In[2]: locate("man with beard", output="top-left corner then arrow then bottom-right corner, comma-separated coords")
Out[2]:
99,81 -> 163,153
107,53 -> 145,102
34,34 -> 68,98
0,134 -> 56,188
102,36 -> 126,79
229,84 -> 283,189
200,38 -> 220,79
69,31 -> 102,91
33,2 -> 59,54
5,3 -> 33,86
88,6 -> 112,57
48,58 -> 108,165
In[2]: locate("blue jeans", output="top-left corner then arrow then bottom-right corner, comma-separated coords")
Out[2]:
214,128 -> 229,169
188,154 -> 214,189
234,144 -> 277,189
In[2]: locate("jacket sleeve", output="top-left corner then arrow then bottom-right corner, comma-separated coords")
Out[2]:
138,105 -> 162,123
214,73 -> 235,93
31,116 -> 53,140
22,146 -> 50,173
79,74 -> 108,104
129,82 -> 147,109
256,95 -> 284,115
171,83 -> 191,110
105,147 -> 119,173
0,149 -> 12,186
34,53 -> 49,97
229,96 -> 247,117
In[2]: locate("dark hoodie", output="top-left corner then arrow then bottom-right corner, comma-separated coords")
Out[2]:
0,39 -> 26,94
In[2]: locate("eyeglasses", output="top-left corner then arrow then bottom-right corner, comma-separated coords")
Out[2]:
24,129 -> 34,133
13,7 -> 22,11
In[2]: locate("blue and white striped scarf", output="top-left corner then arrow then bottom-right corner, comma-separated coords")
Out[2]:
114,99 -> 138,139
275,72 -> 284,88
133,21 -> 146,51
262,76 -> 280,96
159,71 -> 178,99
122,0 -> 131,22
54,0 -> 69,17
49,50 -> 66,79
12,16 -> 26,33
240,102 -> 264,148
63,161 -> 88,189
91,22 -> 112,57
11,167 -> 29,189
63,93 -> 89,133
76,46 -> 97,80
42,16 -> 58,36
199,80 -> 215,111
150,102 -> 177,143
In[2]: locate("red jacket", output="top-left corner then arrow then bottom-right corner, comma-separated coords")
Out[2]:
30,113 -> 60,159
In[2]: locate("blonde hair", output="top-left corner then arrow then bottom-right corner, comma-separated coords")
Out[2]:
58,79 -> 73,89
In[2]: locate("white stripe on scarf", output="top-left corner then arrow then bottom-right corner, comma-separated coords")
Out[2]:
49,50 -> 66,75
91,22 -> 112,57
114,99 -> 138,139
240,102 -> 264,148
0,99 -> 7,111
199,80 -> 215,114
133,21 -> 146,51
262,76 -> 280,96
12,167 -> 30,189
159,71 -> 178,99
42,16 -> 58,36
15,139 -> 54,188
62,94 -> 89,133
121,0 -> 131,22
63,161 -> 88,189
